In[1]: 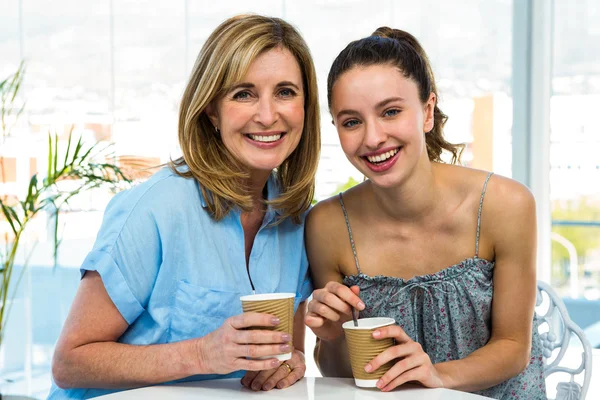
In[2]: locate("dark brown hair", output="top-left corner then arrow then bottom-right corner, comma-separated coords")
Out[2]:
327,27 -> 463,164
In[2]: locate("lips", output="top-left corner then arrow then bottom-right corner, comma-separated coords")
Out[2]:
361,146 -> 402,173
246,133 -> 284,143
243,132 -> 287,149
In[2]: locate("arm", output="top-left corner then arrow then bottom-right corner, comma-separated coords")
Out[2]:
435,180 -> 537,391
367,178 -> 538,392
304,200 -> 364,377
52,271 -> 288,389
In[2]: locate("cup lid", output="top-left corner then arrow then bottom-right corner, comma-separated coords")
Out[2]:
240,292 -> 296,301
342,317 -> 395,330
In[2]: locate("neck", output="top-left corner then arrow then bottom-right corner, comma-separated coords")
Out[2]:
368,161 -> 441,222
246,169 -> 272,210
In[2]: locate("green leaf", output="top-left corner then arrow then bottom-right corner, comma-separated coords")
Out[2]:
53,132 -> 59,179
0,201 -> 18,235
46,133 -> 53,182
64,131 -> 73,169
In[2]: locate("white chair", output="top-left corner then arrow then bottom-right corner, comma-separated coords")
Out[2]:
536,281 -> 593,400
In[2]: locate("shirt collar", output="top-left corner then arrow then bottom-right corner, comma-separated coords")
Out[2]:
196,171 -> 282,220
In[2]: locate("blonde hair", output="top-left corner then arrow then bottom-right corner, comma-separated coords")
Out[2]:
171,14 -> 320,223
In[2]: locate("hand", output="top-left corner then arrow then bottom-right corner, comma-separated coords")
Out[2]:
365,325 -> 445,392
195,312 -> 291,375
241,349 -> 306,391
305,282 -> 364,341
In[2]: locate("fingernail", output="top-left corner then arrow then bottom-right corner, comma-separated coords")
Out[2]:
281,344 -> 291,351
272,317 -> 281,325
277,382 -> 285,389
252,383 -> 260,390
282,334 -> 291,341
373,330 -> 380,337
364,364 -> 372,373
376,380 -> 383,388
271,360 -> 281,368
358,301 -> 365,310
263,384 -> 273,390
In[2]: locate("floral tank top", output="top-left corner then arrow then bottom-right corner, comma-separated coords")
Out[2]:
341,173 -> 547,399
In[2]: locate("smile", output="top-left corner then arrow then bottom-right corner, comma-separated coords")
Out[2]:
361,147 -> 402,172
246,133 -> 283,143
365,148 -> 399,164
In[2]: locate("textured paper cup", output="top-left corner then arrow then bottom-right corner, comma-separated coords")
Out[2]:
342,317 -> 396,388
240,293 -> 295,361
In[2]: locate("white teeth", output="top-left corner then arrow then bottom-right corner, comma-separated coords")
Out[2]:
248,134 -> 282,142
366,148 -> 399,163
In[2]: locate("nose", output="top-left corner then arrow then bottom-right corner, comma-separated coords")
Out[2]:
254,97 -> 278,127
363,120 -> 386,150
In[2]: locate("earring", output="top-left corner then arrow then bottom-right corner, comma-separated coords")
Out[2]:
214,125 -> 220,134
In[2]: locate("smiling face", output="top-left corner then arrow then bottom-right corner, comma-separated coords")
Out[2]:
207,46 -> 305,175
330,64 -> 435,188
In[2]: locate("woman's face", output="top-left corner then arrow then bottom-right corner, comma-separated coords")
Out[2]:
208,47 -> 305,175
330,64 -> 434,188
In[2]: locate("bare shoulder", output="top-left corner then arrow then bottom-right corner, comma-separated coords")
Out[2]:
438,164 -> 535,213
482,173 -> 536,220
307,182 -> 367,231
306,195 -> 344,236
475,172 -> 537,258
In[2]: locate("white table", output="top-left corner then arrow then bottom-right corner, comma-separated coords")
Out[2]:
96,377 -> 493,399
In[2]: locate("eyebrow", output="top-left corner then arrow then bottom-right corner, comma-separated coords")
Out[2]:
335,96 -> 406,119
229,81 -> 302,92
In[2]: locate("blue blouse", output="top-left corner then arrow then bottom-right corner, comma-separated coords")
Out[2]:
47,167 -> 313,399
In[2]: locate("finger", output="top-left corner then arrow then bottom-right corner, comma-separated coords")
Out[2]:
236,329 -> 290,345
307,300 -> 344,322
238,358 -> 282,372
239,342 -> 292,359
276,365 -> 306,389
261,364 -> 290,391
379,366 -> 425,392
366,341 -> 422,372
304,313 -> 327,329
248,368 -> 278,391
372,324 -> 412,343
350,285 -> 360,296
229,312 -> 280,330
241,371 -> 259,388
312,291 -> 354,316
375,353 -> 427,388
323,282 -> 365,311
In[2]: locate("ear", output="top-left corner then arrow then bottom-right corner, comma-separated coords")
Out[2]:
423,92 -> 436,133
205,102 -> 219,129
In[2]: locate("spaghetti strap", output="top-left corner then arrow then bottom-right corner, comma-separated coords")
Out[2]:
338,193 -> 362,275
475,172 -> 494,257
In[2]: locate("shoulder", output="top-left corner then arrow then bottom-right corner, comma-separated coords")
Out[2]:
100,167 -> 205,235
468,171 -> 537,253
109,167 -> 200,212
306,192 -> 348,237
483,173 -> 536,219
437,164 -> 535,212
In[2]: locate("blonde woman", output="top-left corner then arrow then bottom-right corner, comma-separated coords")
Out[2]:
49,14 -> 320,399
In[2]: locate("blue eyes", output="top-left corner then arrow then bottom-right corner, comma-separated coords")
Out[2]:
231,88 -> 296,100
343,120 -> 360,128
341,109 -> 401,129
233,91 -> 250,100
278,88 -> 296,97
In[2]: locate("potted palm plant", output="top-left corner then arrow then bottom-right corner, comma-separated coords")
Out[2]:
1,65 -> 132,399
